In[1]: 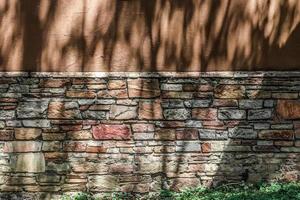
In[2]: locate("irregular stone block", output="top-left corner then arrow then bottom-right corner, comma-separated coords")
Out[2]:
40,79 -> 69,88
133,132 -> 155,140
229,127 -> 257,139
48,101 -> 81,119
162,91 -> 193,99
108,80 -> 126,89
161,84 -> 182,91
176,129 -> 199,140
248,109 -> 272,120
128,79 -> 160,98
276,100 -> 300,119
42,141 -> 62,151
192,108 -> 217,120
0,110 -> 15,120
17,101 -> 48,118
199,129 -> 228,139
253,123 -> 270,130
264,100 -> 274,107
39,174 -> 61,183
89,104 -> 111,111
215,85 -> 245,99
86,84 -> 106,90
185,120 -> 203,128
138,162 -> 162,173
176,141 -> 201,152
170,178 -> 200,191
184,100 -> 211,108
138,100 -> 163,119
109,105 -> 137,120
23,120 -> 50,128
213,99 -> 238,107
92,124 -> 131,140
63,141 -> 87,152
163,109 -> 191,120
14,153 -> 45,172
239,100 -> 263,109
67,130 -> 92,140
15,128 -> 42,140
0,121 -> 5,129
8,85 -> 29,93
161,100 -> 184,108
0,130 -> 14,140
66,91 -> 96,98
88,175 -> 118,192
131,124 -> 155,132
218,109 -> 246,120
7,177 -> 36,185
258,130 -> 294,140
97,89 -> 128,99
155,129 -> 176,140
4,141 -> 42,152
82,111 -> 106,120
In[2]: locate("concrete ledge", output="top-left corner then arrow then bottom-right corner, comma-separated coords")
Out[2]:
0,71 -> 300,78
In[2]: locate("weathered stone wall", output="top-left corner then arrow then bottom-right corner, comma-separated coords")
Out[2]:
0,72 -> 300,198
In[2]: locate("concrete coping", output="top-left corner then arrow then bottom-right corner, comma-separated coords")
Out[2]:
0,71 -> 299,78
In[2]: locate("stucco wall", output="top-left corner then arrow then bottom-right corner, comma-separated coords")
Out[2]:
1,0 -> 300,71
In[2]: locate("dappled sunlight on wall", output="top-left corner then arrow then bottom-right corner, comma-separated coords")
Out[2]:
1,0 -> 300,72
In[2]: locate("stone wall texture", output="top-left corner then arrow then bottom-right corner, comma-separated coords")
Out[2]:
0,72 -> 300,198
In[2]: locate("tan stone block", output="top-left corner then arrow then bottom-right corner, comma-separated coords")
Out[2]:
67,130 -> 92,140
14,153 -> 45,172
108,80 -> 126,89
66,91 -> 96,98
15,128 -> 41,140
138,100 -> 163,119
128,79 -> 160,98
215,85 -> 245,99
48,102 -> 81,119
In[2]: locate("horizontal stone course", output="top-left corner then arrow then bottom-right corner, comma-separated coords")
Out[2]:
1,72 -> 300,195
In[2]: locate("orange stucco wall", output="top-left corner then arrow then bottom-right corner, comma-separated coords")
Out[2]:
1,0 -> 300,72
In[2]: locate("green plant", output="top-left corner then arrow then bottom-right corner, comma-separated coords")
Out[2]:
161,182 -> 300,200
60,182 -> 300,200
61,192 -> 95,200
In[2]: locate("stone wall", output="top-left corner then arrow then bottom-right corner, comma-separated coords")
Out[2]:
0,72 -> 300,198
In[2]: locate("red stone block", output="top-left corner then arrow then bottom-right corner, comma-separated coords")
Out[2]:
0,98 -> 18,103
277,100 -> 300,119
92,124 -> 131,140
86,146 -> 107,153
259,130 -> 294,140
40,79 -> 69,88
0,105 -> 17,110
201,143 -> 211,153
176,129 -> 199,140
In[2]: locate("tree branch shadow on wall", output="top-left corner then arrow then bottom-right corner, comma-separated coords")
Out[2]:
1,0 -> 300,198
1,0 -> 300,72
